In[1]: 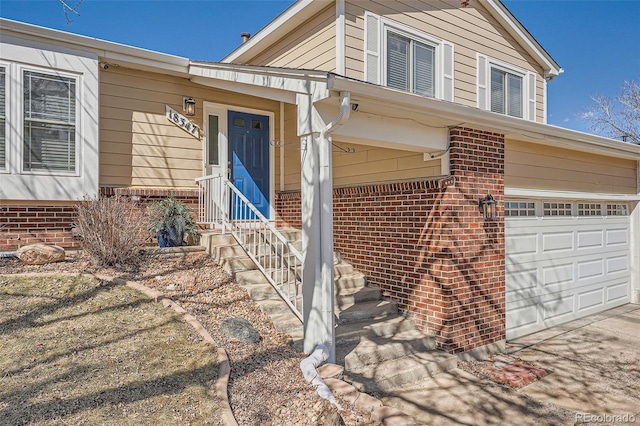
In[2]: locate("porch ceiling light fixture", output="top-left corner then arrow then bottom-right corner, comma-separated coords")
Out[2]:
183,97 -> 196,116
479,194 -> 497,220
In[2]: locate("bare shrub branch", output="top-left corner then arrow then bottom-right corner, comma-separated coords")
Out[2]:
581,79 -> 640,144
74,196 -> 149,268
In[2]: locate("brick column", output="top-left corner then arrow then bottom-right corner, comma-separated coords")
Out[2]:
273,126 -> 506,355
415,127 -> 505,354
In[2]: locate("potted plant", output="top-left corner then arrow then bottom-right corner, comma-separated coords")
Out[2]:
148,197 -> 200,247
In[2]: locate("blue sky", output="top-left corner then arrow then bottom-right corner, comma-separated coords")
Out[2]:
1,0 -> 638,135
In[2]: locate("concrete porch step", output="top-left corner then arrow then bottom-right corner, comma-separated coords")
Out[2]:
336,299 -> 398,324
344,350 -> 458,394
336,286 -> 381,306
338,329 -> 438,370
335,314 -> 418,343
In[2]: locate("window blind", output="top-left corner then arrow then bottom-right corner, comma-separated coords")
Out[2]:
386,32 -> 410,92
23,70 -> 76,172
413,42 -> 435,98
507,73 -> 523,118
490,68 -> 505,114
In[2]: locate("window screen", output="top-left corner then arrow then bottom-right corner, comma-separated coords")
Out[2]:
491,68 -> 523,118
387,31 -> 435,98
23,70 -> 76,172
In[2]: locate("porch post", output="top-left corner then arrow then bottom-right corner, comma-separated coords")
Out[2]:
298,95 -> 336,362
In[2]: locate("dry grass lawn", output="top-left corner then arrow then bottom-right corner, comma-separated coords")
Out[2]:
0,275 -> 222,425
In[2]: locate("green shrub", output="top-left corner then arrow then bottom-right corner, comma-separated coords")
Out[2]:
148,197 -> 200,247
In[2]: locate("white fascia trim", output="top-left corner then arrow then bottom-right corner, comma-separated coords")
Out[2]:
189,63 -> 331,102
336,0 -> 346,75
479,0 -> 562,78
0,18 -> 189,73
328,75 -> 640,159
505,188 -> 640,202
221,0 -> 332,63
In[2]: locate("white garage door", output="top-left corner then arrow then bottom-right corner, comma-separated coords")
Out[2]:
506,200 -> 630,339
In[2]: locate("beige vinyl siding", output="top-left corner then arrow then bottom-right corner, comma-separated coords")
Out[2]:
247,5 -> 336,71
345,0 -> 546,122
505,139 -> 638,194
277,117 -> 441,191
99,67 -> 280,188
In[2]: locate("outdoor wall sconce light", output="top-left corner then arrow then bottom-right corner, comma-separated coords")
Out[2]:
479,194 -> 497,220
183,97 -> 196,116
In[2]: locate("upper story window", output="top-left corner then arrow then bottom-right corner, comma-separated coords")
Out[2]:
477,54 -> 536,121
386,31 -> 436,98
491,67 -> 523,118
365,12 -> 454,102
23,70 -> 77,173
0,66 -> 5,171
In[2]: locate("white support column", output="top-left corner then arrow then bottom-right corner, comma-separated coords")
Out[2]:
631,161 -> 640,303
297,94 -> 337,361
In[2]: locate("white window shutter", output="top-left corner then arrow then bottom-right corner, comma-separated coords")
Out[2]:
527,72 -> 536,121
477,54 -> 488,110
364,12 -> 381,85
442,41 -> 454,102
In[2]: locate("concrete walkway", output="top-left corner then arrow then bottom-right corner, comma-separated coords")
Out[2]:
381,304 -> 640,425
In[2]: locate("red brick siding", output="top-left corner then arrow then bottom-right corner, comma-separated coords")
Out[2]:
275,127 -> 505,354
1,187 -> 199,251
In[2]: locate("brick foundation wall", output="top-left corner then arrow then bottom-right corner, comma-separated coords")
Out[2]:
0,187 -> 199,251
275,127 -> 505,354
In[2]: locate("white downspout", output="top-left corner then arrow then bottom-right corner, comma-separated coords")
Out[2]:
299,344 -> 343,409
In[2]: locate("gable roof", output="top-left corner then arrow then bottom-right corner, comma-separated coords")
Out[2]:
479,0 -> 562,78
222,0 -> 563,78
222,0 -> 332,65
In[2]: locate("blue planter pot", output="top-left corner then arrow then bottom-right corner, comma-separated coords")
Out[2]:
158,227 -> 184,247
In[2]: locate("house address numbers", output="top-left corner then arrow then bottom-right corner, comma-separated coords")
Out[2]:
165,105 -> 200,139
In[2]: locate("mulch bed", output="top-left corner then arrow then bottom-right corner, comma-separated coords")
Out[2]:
0,252 -> 373,425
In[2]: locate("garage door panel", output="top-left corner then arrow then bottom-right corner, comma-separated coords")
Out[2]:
577,259 -> 604,280
607,282 -> 629,303
542,231 -> 574,253
606,255 -> 628,274
541,292 -> 574,321
506,300 -> 538,333
505,267 -> 537,302
505,232 -> 538,256
577,230 -> 604,249
577,287 -> 605,312
606,228 -> 629,246
506,199 -> 630,340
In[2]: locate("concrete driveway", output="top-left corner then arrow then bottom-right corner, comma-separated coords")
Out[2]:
509,303 -> 640,422
381,304 -> 640,425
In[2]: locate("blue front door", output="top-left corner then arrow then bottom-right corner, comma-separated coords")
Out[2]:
228,110 -> 270,218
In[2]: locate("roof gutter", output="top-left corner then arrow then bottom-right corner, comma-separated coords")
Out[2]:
328,75 -> 640,160
0,18 -> 190,73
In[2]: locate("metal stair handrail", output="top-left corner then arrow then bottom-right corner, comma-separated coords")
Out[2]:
196,174 -> 303,321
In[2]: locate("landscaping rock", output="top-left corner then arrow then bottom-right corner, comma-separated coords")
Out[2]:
16,244 -> 65,265
220,317 -> 260,343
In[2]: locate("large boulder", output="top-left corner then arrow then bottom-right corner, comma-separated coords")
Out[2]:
220,317 -> 261,343
16,244 -> 65,265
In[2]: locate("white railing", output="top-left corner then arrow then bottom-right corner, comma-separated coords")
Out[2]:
196,174 -> 303,321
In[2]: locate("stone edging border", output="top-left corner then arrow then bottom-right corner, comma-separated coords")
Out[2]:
3,272 -> 238,426
316,364 -> 423,426
4,272 -> 423,425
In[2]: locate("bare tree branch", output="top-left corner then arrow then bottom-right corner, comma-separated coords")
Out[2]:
58,0 -> 83,25
581,79 -> 640,144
